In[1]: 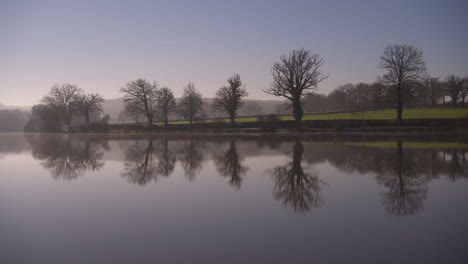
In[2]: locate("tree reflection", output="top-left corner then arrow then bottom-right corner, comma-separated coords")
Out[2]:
268,141 -> 324,213
214,139 -> 248,189
25,134 -> 106,181
121,138 -> 176,186
154,138 -> 176,177
376,141 -> 428,216
121,139 -> 158,185
179,139 -> 205,181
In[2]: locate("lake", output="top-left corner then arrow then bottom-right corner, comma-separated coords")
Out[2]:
1,133 -> 467,264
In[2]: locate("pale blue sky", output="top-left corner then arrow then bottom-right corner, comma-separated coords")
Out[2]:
1,0 -> 467,105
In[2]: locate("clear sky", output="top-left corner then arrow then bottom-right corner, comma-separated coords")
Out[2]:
1,0 -> 467,106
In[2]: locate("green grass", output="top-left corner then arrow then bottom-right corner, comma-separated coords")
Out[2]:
156,108 -> 468,125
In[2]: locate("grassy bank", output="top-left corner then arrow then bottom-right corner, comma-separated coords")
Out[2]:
158,108 -> 468,125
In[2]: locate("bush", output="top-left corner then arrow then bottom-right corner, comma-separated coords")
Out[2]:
257,114 -> 281,131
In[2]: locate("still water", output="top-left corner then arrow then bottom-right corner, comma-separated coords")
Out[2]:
1,133 -> 467,263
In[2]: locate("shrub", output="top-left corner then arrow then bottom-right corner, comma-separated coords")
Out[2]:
257,114 -> 281,131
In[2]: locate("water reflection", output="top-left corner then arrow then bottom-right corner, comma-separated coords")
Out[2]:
214,139 -> 249,189
120,138 -> 176,186
20,134 -> 468,215
376,141 -> 428,216
268,141 -> 324,213
25,134 -> 106,180
179,138 -> 205,181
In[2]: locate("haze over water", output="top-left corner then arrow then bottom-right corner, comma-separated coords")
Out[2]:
1,133 -> 467,263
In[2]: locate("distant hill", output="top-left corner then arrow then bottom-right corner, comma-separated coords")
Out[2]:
102,97 -> 288,123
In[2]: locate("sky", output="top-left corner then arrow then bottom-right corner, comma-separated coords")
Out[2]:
1,0 -> 467,106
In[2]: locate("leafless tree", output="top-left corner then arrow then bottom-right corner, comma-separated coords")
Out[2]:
264,49 -> 328,123
444,75 -> 464,106
155,87 -> 176,126
380,44 -> 426,122
213,73 -> 248,127
178,83 -> 204,125
120,79 -> 159,128
73,93 -> 104,125
41,83 -> 83,126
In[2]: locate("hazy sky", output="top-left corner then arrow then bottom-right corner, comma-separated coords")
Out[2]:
1,0 -> 467,106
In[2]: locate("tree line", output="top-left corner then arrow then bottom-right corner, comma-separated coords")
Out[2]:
24,44 -> 468,131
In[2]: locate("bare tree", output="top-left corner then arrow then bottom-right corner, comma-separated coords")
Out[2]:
178,83 -> 204,125
155,87 -> 176,126
444,75 -> 463,106
380,44 -> 426,122
264,49 -> 328,123
41,83 -> 83,126
73,93 -> 104,126
213,73 -> 248,127
120,79 -> 159,128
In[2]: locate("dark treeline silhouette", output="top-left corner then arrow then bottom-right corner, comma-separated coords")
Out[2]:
20,44 -> 467,132
25,134 -> 108,181
303,76 -> 468,114
24,84 -> 106,132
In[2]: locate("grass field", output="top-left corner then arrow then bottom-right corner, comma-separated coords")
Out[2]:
158,108 -> 468,125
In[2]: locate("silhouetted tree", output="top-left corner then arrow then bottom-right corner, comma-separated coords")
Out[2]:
155,87 -> 176,126
268,141 -> 324,213
73,93 -> 104,125
41,83 -> 83,126
264,49 -> 328,123
214,139 -> 248,189
178,83 -> 204,125
120,79 -> 159,128
213,73 -> 248,127
380,44 -> 426,122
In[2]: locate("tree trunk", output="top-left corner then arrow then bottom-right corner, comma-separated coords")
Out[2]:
396,83 -> 403,124
230,113 -> 235,127
292,98 -> 303,124
85,112 -> 90,126
147,116 -> 153,128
